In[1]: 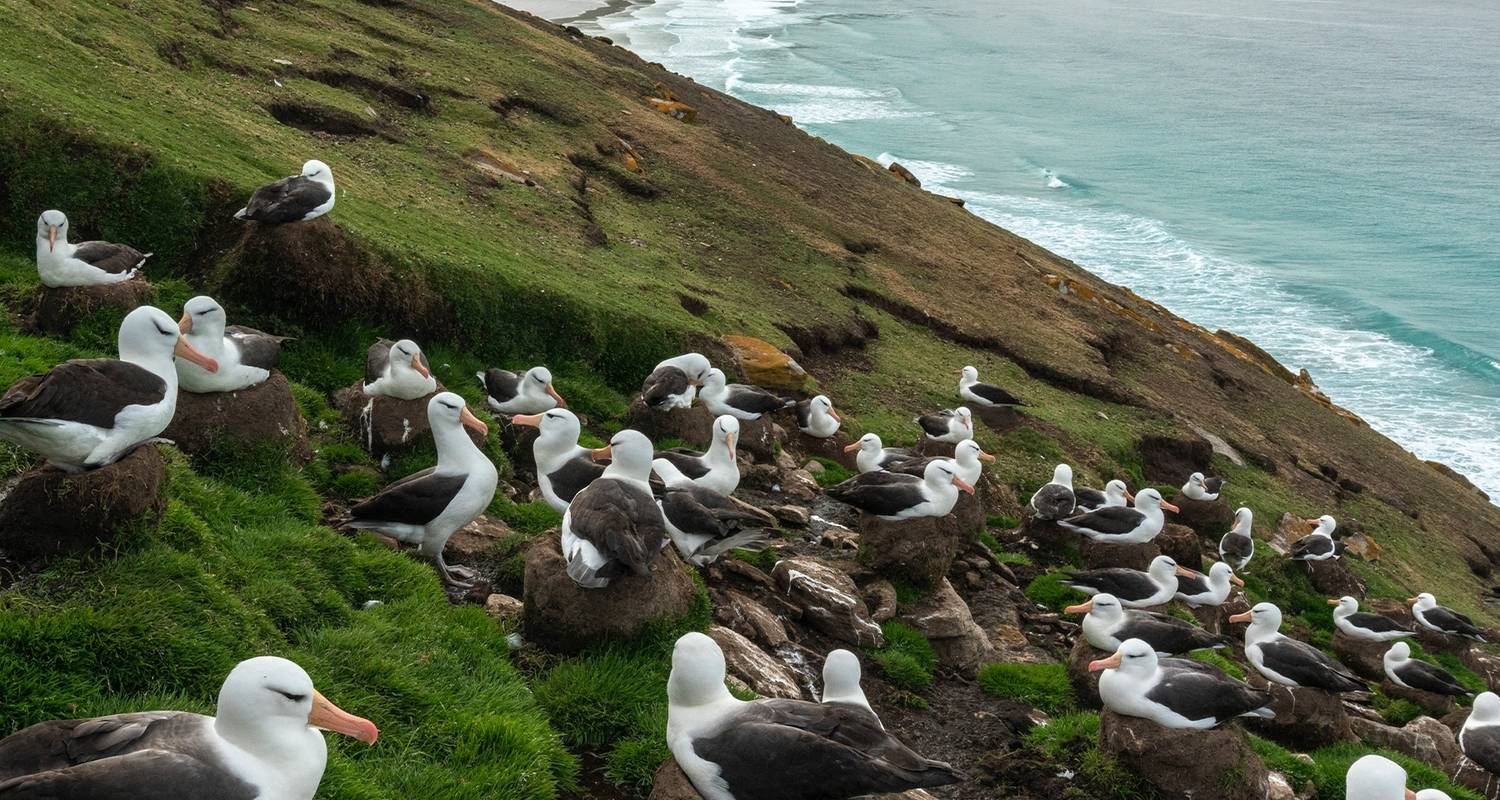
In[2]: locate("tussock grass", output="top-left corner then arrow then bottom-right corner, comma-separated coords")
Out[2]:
871,621 -> 937,691
978,662 -> 1073,714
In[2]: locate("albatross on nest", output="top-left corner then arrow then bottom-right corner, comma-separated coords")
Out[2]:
1066,593 -> 1230,655
1180,472 -> 1224,501
1075,479 -> 1131,513
362,339 -> 436,401
655,465 -> 775,565
341,393 -> 496,591
666,632 -> 964,800
1173,561 -> 1244,608
1219,506 -> 1255,571
845,433 -> 917,474
957,365 -> 1022,408
1383,641 -> 1472,698
1058,488 -> 1178,544
1231,602 -> 1365,693
826,459 -> 974,520
477,365 -> 566,415
1062,555 -> 1193,609
34,210 -> 149,287
235,160 -> 335,223
1290,514 -> 1344,561
0,305 -> 218,471
1328,596 -> 1411,642
698,368 -> 794,421
888,438 -> 994,487
1091,638 -> 1272,729
1029,463 -> 1076,520
1460,692 -> 1500,776
561,429 -> 666,588
795,395 -> 841,438
914,406 -> 972,444
0,656 -> 377,800
1409,592 -> 1486,641
653,414 -> 740,495
177,296 -> 289,393
641,353 -> 712,410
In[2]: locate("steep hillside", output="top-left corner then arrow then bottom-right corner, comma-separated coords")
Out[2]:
0,0 -> 1498,797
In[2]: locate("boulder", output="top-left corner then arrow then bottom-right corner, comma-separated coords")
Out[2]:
794,431 -> 855,468
162,371 -> 310,461
895,578 -> 995,675
648,760 -> 702,800
914,437 -> 955,458
1167,496 -> 1235,542
1330,630 -> 1390,682
1137,434 -> 1212,483
26,279 -> 154,336
333,382 -> 482,458
1155,523 -> 1202,570
1082,538 -> 1160,571
1065,636 -> 1105,709
859,509 -> 979,586
0,445 -> 166,562
714,590 -> 789,647
1021,511 -> 1077,554
863,579 -> 899,623
772,557 -> 885,648
1193,593 -> 1250,635
1243,681 -> 1355,750
721,335 -> 809,393
707,625 -> 803,699
1382,679 -> 1460,716
1099,709 -> 1269,800
1347,716 -> 1461,773
1300,557 -> 1366,597
625,396 -> 779,461
969,584 -> 1055,664
1460,649 -> 1500,689
499,420 -> 542,477
1455,758 -> 1500,800
521,535 -> 699,654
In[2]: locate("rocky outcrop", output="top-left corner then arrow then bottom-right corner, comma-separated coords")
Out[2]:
968,583 -> 1056,665
708,625 -> 802,699
721,335 -> 809,393
1330,630 -> 1389,682
1347,716 -> 1461,774
1382,679 -> 1461,716
1168,496 -> 1234,541
162,371 -> 310,460
521,536 -> 699,654
0,445 -> 166,562
896,578 -> 994,676
1100,710 -> 1269,800
626,396 -> 780,461
483,593 -> 523,626
713,589 -> 790,647
858,511 -> 977,586
26,279 -> 154,336
1301,557 -> 1366,596
1244,681 -> 1355,750
772,557 -> 884,648
1155,523 -> 1202,570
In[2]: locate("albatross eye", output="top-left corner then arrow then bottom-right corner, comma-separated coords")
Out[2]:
272,688 -> 307,703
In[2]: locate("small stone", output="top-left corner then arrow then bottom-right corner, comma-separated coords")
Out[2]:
769,505 -> 810,527
819,524 -> 858,550
484,593 -> 523,623
802,460 -> 825,475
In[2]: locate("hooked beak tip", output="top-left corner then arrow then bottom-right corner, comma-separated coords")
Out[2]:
1160,501 -> 1180,513
591,445 -> 612,462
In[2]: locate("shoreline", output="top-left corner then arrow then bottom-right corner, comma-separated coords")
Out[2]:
496,0 -> 637,34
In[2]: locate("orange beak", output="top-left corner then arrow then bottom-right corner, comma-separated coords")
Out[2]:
953,475 -> 975,495
411,355 -> 431,379
591,445 -> 612,462
546,384 -> 567,408
174,336 -> 219,373
308,690 -> 379,744
1175,566 -> 1197,579
1406,597 -> 1418,605
460,406 -> 488,437
725,432 -> 736,452
48,224 -> 57,253
1064,599 -> 1093,615
511,413 -> 543,429
978,450 -> 996,463
829,407 -> 842,423
1125,491 -> 1135,503
1160,500 -> 1181,513
1230,575 -> 1245,587
1228,611 -> 1253,624
842,442 -> 862,453
1087,652 -> 1123,672
1304,518 -> 1321,529
178,313 -> 193,334
1405,791 -> 1416,800
1327,598 -> 1341,606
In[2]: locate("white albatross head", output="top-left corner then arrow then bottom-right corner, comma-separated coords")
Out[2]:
1105,479 -> 1133,505
1344,754 -> 1414,800
215,656 -> 378,759
1065,592 -> 1125,624
845,432 -> 883,455
1383,640 -> 1414,669
1228,601 -> 1284,635
1049,463 -> 1073,488
1133,488 -> 1179,514
1304,514 -> 1338,537
427,391 -> 488,438
821,649 -> 871,712
1410,592 -> 1438,612
1207,561 -> 1243,588
36,209 -> 69,253
511,407 -> 582,448
712,414 -> 740,453
668,632 -> 734,708
120,305 -> 218,374
301,159 -> 335,185
700,367 -> 728,394
924,459 -> 974,496
954,439 -> 994,470
524,365 -> 567,407
1468,692 -> 1500,727
1231,506 -> 1254,533
179,295 -> 228,338
1087,637 -> 1158,678
1329,595 -> 1361,618
595,429 -> 654,482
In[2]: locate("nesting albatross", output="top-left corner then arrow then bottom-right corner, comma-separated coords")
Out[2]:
1290,514 -> 1344,561
656,473 -> 775,566
888,438 -> 994,487
0,656 -> 376,800
362,339 -> 436,401
1029,463 -> 1076,520
1091,638 -> 1272,728
34,210 -> 149,288
177,296 -> 289,393
666,632 -> 963,800
641,353 -> 712,410
653,414 -> 740,495
1459,691 -> 1500,775
1173,561 -> 1244,608
1219,506 -> 1256,571
826,459 -> 974,520
1067,593 -> 1230,655
1062,555 -> 1193,609
1329,596 -> 1411,642
914,406 -> 972,444
1180,472 -> 1224,501
561,429 -> 666,588
512,408 -> 603,513
1383,641 -> 1472,698
0,305 -> 218,471
957,365 -> 1022,408
477,365 -> 565,415
698,368 -> 794,421
844,433 -> 916,474
234,160 -> 336,223
1410,592 -> 1486,641
1231,602 -> 1365,693
1075,479 -> 1131,513
1059,488 -> 1178,544
341,393 -> 496,590
795,394 -> 841,438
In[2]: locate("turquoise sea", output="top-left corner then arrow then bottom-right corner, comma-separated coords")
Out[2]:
552,0 -> 1500,498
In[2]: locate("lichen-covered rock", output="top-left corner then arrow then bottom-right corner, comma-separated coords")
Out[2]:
0,445 -> 165,561
772,556 -> 884,648
1167,495 -> 1235,541
26,279 -> 154,336
1154,522 -> 1202,570
721,334 -> 809,393
1082,538 -> 1161,571
858,510 -> 976,586
708,625 -> 803,699
483,593 -> 523,625
1100,709 -> 1269,800
521,535 -> 698,654
1244,681 -> 1355,750
896,578 -> 994,675
163,371 -> 310,461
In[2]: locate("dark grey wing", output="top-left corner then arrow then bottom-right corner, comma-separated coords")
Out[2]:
70,241 -> 147,273
0,713 -> 180,779
675,484 -> 774,526
827,472 -> 925,517
1260,639 -> 1364,692
1032,485 -> 1076,519
1074,487 -> 1107,511
224,326 -> 288,370
1063,568 -> 1155,601
349,469 -> 466,526
1427,606 -> 1484,638
1202,476 -> 1225,494
0,749 -> 258,800
365,340 -> 394,383
1462,726 -> 1500,774
1220,532 -> 1254,560
657,450 -> 710,480
1290,535 -> 1334,560
480,369 -> 521,403
1061,506 -> 1145,536
1175,571 -> 1210,597
569,479 -> 666,574
243,175 -> 332,223
1347,612 -> 1408,635
1119,613 -> 1228,654
547,456 -> 605,504
692,700 -> 963,800
969,382 -> 1021,406
794,399 -> 812,429
875,448 -> 918,469
0,360 -> 166,428
661,487 -> 727,538
641,366 -> 689,407
1398,661 -> 1471,696
1147,667 -> 1271,724
915,412 -> 951,437
885,455 -> 936,477
725,384 -> 792,415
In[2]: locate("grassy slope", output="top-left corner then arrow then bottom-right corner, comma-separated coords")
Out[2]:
0,0 -> 1498,797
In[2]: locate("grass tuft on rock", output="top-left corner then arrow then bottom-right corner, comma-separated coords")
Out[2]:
978,662 -> 1074,714
1025,571 -> 1084,611
871,621 -> 937,691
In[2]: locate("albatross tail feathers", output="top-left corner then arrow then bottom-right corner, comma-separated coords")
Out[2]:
234,207 -> 249,220
693,530 -> 773,564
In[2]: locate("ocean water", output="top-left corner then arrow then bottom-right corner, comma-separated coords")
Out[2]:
555,0 -> 1500,499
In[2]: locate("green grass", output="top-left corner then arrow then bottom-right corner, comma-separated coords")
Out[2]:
811,456 -> 854,487
978,662 -> 1074,714
1186,649 -> 1245,680
493,499 -> 564,535
1022,710 -> 1155,800
1026,571 -> 1085,612
1023,710 -> 1100,757
1370,688 -> 1424,726
871,621 -> 937,692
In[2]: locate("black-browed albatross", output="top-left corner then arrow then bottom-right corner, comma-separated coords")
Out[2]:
1029,463 -> 1076,520
1219,506 -> 1255,571
561,429 -> 667,588
1075,478 -> 1131,513
653,414 -> 740,495
795,394 -> 841,438
914,406 -> 973,444
1173,561 -> 1244,608
1460,692 -> 1500,776
826,459 -> 973,520
1062,555 -> 1193,609
1091,638 -> 1272,729
1290,514 -> 1344,561
1058,488 -> 1178,544
655,468 -> 775,565
1383,641 -> 1471,697
1231,602 -> 1365,693
477,365 -> 566,415
698,368 -> 794,421
1328,596 -> 1411,642
957,365 -> 1022,407
512,408 -> 604,513
845,432 -> 917,474
235,160 -> 336,223
1180,471 -> 1224,501
1066,593 -> 1230,655
641,352 -> 712,410
177,295 -> 290,393
362,339 -> 436,401
0,305 -> 218,471
1410,592 -> 1486,641
666,632 -> 963,800
34,210 -> 150,288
